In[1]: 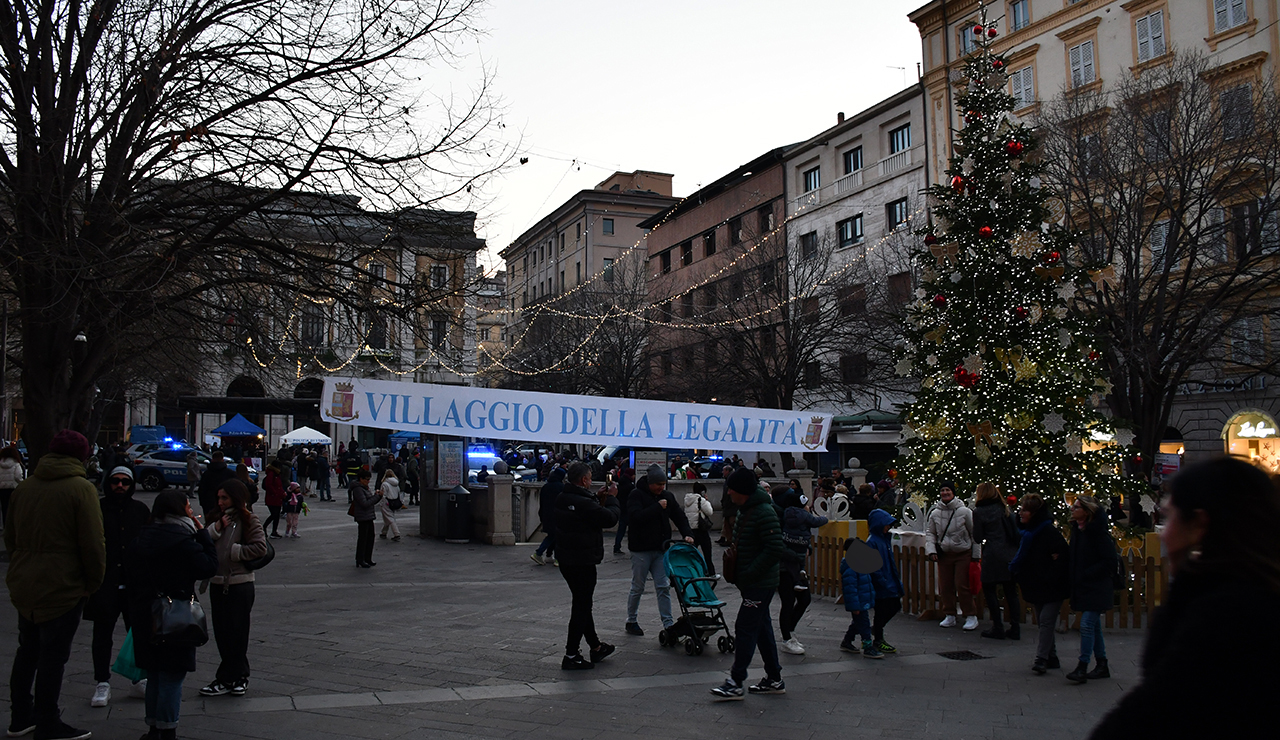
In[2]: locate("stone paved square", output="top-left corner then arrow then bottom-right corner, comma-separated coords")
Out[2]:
2,495 -> 1137,739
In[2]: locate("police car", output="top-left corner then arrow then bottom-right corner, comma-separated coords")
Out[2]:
133,449 -> 259,492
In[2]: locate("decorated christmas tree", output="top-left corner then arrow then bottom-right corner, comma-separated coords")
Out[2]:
893,4 -> 1137,515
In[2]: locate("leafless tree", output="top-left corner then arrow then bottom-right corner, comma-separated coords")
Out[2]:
1038,52 -> 1280,471
0,0 -> 510,457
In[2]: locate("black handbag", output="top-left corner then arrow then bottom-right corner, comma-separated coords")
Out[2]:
150,594 -> 209,647
388,497 -> 404,511
242,539 -> 275,572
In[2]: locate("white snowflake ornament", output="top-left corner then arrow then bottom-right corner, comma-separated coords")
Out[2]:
926,354 -> 939,367
895,358 -> 915,376
1042,412 -> 1066,434
1115,429 -> 1135,447
963,353 -> 983,374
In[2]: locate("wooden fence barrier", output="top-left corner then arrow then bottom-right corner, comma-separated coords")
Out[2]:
807,536 -> 1169,629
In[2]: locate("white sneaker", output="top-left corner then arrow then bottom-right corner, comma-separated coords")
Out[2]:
963,616 -> 979,631
91,681 -> 110,707
130,679 -> 148,699
779,637 -> 806,655
939,615 -> 957,628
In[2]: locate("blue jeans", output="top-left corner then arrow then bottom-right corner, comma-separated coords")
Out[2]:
536,533 -> 555,557
1078,610 -> 1107,664
730,588 -> 782,685
316,474 -> 331,500
144,669 -> 186,730
627,550 -> 673,628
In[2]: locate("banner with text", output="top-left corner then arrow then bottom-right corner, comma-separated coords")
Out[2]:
321,376 -> 832,453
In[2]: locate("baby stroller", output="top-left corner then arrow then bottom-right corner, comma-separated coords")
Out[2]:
659,541 -> 733,656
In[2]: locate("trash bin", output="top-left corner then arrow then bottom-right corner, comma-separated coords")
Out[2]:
445,485 -> 472,543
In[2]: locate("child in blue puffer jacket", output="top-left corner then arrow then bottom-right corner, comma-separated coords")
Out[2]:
866,508 -> 903,654
840,538 -> 883,658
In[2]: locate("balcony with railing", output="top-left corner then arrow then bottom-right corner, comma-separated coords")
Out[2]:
834,170 -> 863,196
879,147 -> 913,176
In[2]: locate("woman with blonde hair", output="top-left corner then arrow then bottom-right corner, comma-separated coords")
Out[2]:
971,482 -> 1021,640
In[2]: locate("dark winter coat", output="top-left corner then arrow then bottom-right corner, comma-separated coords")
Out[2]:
553,482 -> 620,566
539,468 -> 567,536
867,509 -> 904,599
1088,572 -> 1280,740
732,486 -> 793,591
850,493 -> 877,521
263,467 -> 286,507
83,488 -> 150,621
626,475 -> 694,553
782,504 -> 826,550
1009,512 -> 1070,605
124,522 -> 218,672
349,480 -> 381,522
972,499 -> 1019,584
197,461 -> 235,516
1069,513 -> 1117,612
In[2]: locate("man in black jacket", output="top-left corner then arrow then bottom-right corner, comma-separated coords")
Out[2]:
554,462 -> 620,670
624,464 -> 695,636
87,466 -> 151,708
197,452 -> 235,521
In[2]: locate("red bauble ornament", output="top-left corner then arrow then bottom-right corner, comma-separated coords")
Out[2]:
933,294 -> 947,308
924,234 -> 938,246
1006,141 -> 1024,156
993,59 -> 1005,71
973,24 -> 984,36
1045,250 -> 1061,264
965,110 -> 982,124
951,175 -> 965,193
979,226 -> 993,239
1088,350 -> 1100,361
1014,306 -> 1028,319
953,366 -> 979,388
987,27 -> 998,38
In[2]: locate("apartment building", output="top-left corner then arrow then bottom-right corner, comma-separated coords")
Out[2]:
909,0 -> 1279,472
782,85 -> 929,471
474,270 -> 507,387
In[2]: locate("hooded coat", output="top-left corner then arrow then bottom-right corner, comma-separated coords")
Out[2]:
0,456 -> 25,489
124,522 -> 218,672
924,496 -> 978,557
83,476 -> 150,621
4,453 -> 106,622
732,486 -> 792,591
971,498 -> 1019,583
867,509 -> 904,599
1069,510 -> 1117,612
626,474 -> 694,552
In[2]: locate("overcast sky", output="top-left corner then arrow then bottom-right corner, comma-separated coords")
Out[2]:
453,0 -> 926,271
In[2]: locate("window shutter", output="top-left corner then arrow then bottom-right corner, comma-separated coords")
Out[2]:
1070,44 -> 1082,87
1082,41 -> 1095,84
1149,12 -> 1165,58
1208,207 -> 1228,263
1230,0 -> 1247,27
1214,0 -> 1230,31
1150,220 -> 1170,267
1136,15 -> 1151,62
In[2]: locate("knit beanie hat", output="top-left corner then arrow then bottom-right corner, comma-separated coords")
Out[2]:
645,464 -> 667,484
49,429 -> 91,461
727,467 -> 758,496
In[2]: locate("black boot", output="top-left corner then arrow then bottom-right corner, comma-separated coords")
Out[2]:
1066,661 -> 1089,684
160,729 -> 177,740
1032,658 -> 1047,675
1007,622 -> 1021,640
1086,658 -> 1110,679
139,727 -> 160,740
980,624 -> 1005,639
1046,653 -> 1061,669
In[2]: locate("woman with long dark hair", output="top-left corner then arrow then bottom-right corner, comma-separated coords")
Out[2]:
1065,495 -> 1116,683
199,479 -> 267,698
1090,458 -> 1280,738
1009,493 -> 1069,675
971,482 -> 1020,640
125,490 -> 217,739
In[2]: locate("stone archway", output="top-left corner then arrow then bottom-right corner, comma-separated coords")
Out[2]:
226,376 -> 266,429
1222,409 -> 1279,473
292,377 -> 326,432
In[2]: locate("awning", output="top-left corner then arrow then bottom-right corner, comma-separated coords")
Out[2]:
210,414 -> 267,437
280,426 -> 332,445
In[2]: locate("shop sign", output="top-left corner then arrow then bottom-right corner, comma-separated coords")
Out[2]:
1237,421 -> 1277,439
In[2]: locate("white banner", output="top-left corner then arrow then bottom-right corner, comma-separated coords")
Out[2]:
320,376 -> 833,453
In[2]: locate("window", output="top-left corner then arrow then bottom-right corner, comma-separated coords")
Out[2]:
729,216 -> 742,244
301,302 -> 325,347
761,262 -> 777,287
533,248 -> 538,267
559,270 -> 565,292
842,146 -> 863,175
660,251 -> 671,274
803,167 -> 821,193
840,353 -> 869,384
603,258 -> 615,282
958,23 -> 978,56
1069,40 -> 1096,88
429,264 -> 448,288
1232,316 -> 1266,365
1077,132 -> 1103,178
522,255 -> 528,272
575,222 -> 581,241
1206,207 -> 1230,263
660,351 -> 673,376
480,326 -> 491,342
840,284 -> 867,316
886,197 -> 910,230
800,231 -> 818,260
431,318 -> 447,349
1010,66 -> 1035,109
1150,220 -> 1171,268
559,234 -> 564,253
889,124 -> 911,154
682,293 -> 695,319
1143,109 -> 1171,161
1214,0 -> 1248,33
1221,84 -> 1253,141
576,262 -> 581,284
1083,233 -> 1108,263
802,297 -> 820,323
1135,11 -> 1166,64
758,207 -> 772,235
888,271 -> 912,305
704,230 -> 716,257
759,327 -> 776,354
802,361 -> 822,389
602,218 -> 614,235
370,262 -> 386,281
704,282 -> 718,308
837,215 -> 863,247
681,240 -> 693,266
1010,0 -> 1030,31
681,346 -> 696,371
1229,200 -> 1280,255
367,313 -> 387,349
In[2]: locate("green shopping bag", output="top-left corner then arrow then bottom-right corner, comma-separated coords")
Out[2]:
111,629 -> 146,683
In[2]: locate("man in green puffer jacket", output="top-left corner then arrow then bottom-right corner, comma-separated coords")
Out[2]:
5,430 -> 106,740
710,468 -> 795,701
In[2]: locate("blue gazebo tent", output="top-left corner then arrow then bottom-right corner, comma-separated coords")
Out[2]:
210,413 -> 267,437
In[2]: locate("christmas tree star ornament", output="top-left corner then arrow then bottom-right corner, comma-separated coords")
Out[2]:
1115,429 -> 1135,447
895,358 -> 915,376
963,353 -> 984,374
1042,412 -> 1066,434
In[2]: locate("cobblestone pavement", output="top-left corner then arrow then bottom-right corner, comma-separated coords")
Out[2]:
2,492 -> 1137,739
